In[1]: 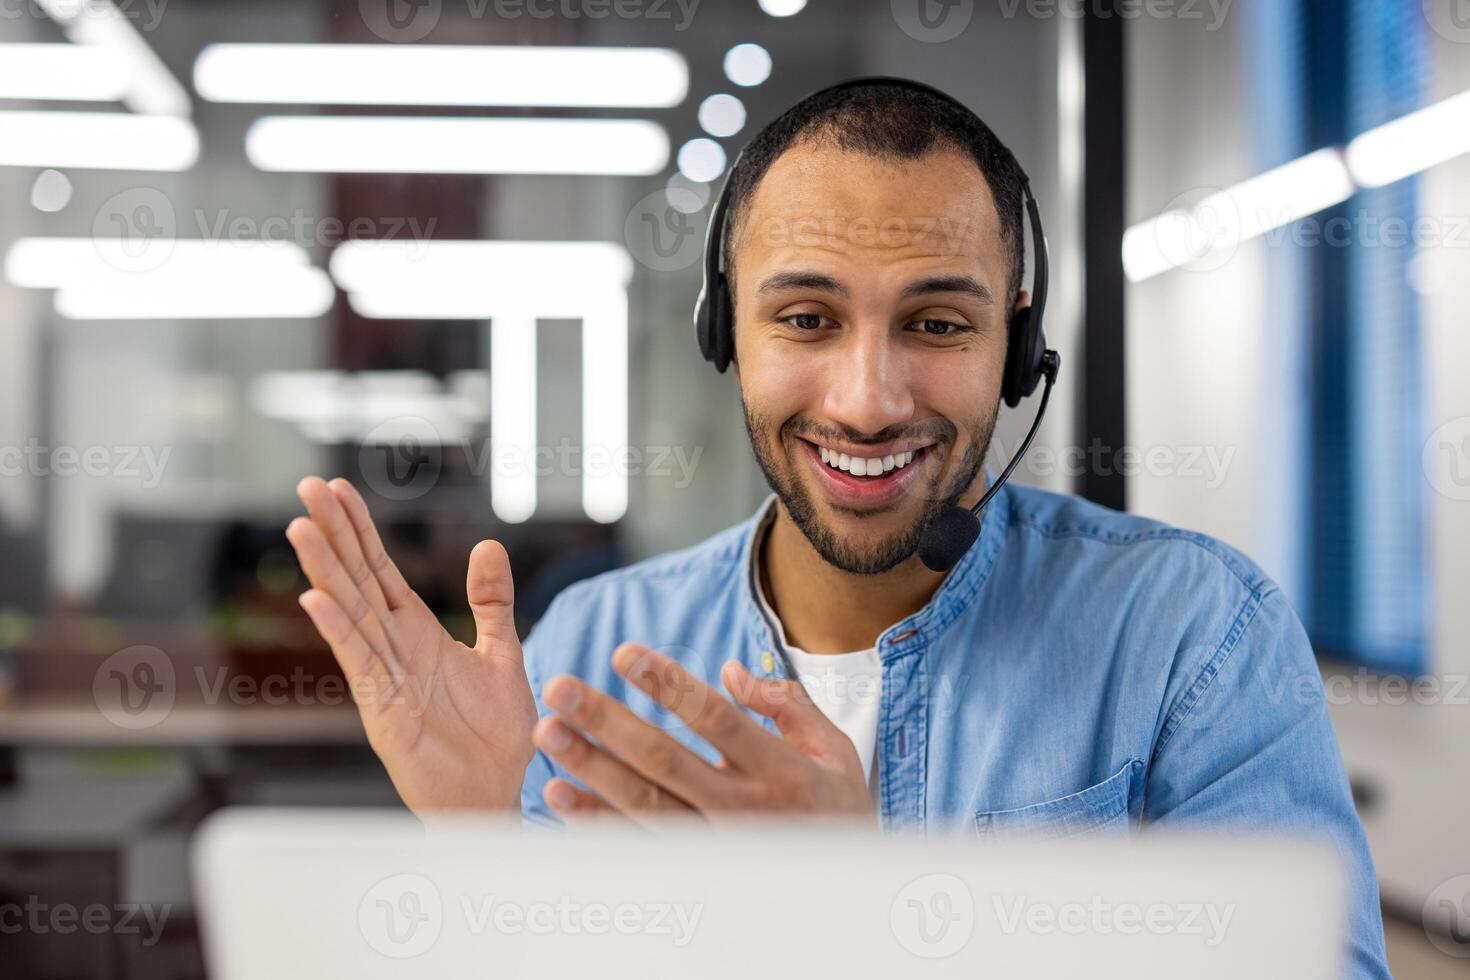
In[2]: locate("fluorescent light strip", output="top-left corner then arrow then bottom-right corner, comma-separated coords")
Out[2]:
1127,87 -> 1470,281
36,0 -> 191,117
246,116 -> 667,175
330,240 -> 633,319
0,111 -> 198,171
0,44 -> 130,101
1123,148 -> 1353,282
582,289 -> 629,524
1346,88 -> 1470,189
6,238 -> 309,288
490,316 -> 538,524
54,268 -> 334,319
6,237 -> 330,319
332,240 -> 630,522
251,371 -> 489,444
196,44 -> 688,108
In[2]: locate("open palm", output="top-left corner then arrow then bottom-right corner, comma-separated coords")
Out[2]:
286,477 -> 537,815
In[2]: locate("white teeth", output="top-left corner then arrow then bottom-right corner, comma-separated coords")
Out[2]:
818,447 -> 921,477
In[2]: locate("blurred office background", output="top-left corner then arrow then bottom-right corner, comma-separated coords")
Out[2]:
0,0 -> 1466,976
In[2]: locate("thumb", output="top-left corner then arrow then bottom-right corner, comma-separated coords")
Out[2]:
467,539 -> 520,654
722,660 -> 840,754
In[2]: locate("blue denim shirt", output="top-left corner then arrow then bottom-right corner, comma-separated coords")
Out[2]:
520,482 -> 1388,978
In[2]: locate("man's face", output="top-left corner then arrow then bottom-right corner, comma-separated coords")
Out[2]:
731,142 -> 1015,575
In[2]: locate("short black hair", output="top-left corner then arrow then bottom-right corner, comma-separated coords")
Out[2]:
721,81 -> 1029,310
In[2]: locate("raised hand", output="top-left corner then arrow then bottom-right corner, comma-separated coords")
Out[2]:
286,477 -> 537,816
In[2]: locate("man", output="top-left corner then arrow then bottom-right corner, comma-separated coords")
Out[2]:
285,80 -> 1388,976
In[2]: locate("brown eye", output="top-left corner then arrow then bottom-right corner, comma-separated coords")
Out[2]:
784,313 -> 828,331
916,319 -> 961,335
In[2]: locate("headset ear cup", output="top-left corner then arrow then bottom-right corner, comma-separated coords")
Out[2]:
694,287 -> 714,363
1021,324 -> 1048,399
713,279 -> 733,372
1002,309 -> 1029,408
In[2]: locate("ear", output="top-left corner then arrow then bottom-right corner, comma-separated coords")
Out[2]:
728,310 -> 741,379
1011,288 -> 1031,318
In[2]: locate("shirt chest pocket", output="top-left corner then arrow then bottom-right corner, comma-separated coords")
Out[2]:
974,759 -> 1144,839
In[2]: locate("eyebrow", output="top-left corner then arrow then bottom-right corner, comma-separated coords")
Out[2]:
756,271 -> 848,297
753,271 -> 994,305
899,275 -> 994,305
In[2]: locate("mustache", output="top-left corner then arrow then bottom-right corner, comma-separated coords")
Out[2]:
781,415 -> 957,448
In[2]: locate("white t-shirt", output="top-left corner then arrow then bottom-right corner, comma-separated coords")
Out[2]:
752,539 -> 884,791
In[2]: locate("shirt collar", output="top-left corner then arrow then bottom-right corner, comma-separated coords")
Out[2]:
737,472 -> 1011,664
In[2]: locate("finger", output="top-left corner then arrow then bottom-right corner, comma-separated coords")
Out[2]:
297,588 -> 393,695
722,661 -> 840,755
542,676 -> 727,807
286,516 -> 401,675
534,717 -> 697,824
327,478 -> 414,610
466,539 -> 520,654
298,477 -> 391,618
612,644 -> 778,773
542,778 -> 632,827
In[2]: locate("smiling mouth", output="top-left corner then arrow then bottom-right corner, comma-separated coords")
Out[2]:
817,445 -> 922,479
797,437 -> 937,483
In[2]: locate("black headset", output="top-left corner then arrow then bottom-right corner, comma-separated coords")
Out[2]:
692,75 -> 1052,410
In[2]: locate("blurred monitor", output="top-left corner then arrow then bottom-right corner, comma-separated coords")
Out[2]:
93,515 -> 226,621
192,808 -> 1345,980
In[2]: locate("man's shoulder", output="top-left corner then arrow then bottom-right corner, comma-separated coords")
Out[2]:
1000,482 -> 1277,599
996,486 -> 1314,744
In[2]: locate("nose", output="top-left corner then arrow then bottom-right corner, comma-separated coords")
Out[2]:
819,324 -> 916,436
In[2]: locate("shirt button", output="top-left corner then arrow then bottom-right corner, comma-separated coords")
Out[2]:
760,650 -> 775,674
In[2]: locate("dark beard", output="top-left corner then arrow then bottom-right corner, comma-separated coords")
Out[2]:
741,399 -> 998,575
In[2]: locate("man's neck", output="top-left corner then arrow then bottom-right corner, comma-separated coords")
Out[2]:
759,500 -> 951,654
